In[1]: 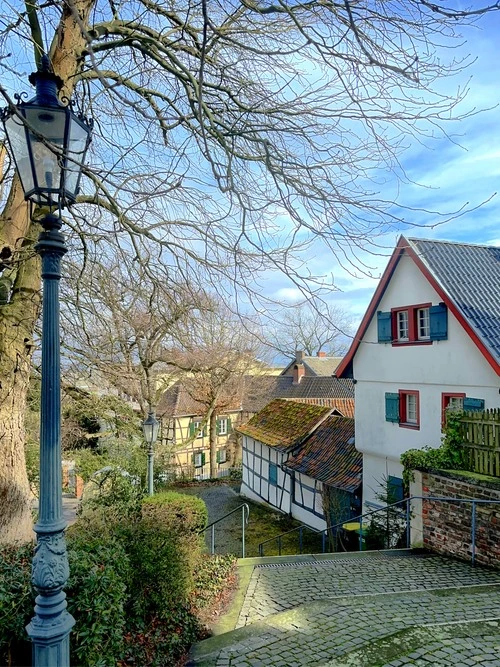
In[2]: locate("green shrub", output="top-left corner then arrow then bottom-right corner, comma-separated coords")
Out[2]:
78,467 -> 144,519
70,448 -> 109,482
142,490 -> 208,534
0,491 -> 217,667
401,411 -> 467,489
0,535 -> 129,667
66,532 -> 129,666
0,544 -> 33,666
191,554 -> 236,611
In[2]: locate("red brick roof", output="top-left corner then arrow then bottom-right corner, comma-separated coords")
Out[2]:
284,416 -> 360,491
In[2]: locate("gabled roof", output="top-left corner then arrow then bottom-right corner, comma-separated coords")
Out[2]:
336,236 -> 500,378
284,416 -> 361,492
281,355 -> 343,377
236,399 -> 332,449
159,374 -> 355,418
287,397 -> 355,418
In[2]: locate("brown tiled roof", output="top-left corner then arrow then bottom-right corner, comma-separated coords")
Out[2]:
241,375 -> 354,413
159,375 -> 354,418
281,356 -> 343,377
284,416 -> 361,492
237,399 -> 332,448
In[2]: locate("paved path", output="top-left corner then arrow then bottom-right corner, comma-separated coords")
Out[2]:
32,494 -> 79,526
189,552 -> 500,666
179,484 -> 245,556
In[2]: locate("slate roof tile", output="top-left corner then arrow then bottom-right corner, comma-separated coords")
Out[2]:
408,238 -> 500,360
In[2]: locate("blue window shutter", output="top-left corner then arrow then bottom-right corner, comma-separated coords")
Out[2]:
463,397 -> 485,411
377,311 -> 392,342
385,393 -> 400,423
269,463 -> 278,486
430,304 -> 448,340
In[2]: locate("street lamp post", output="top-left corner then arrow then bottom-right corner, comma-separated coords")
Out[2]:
2,56 -> 92,666
142,409 -> 160,496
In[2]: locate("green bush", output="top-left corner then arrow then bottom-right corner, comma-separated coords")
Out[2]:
0,491 -> 228,667
142,490 -> 208,534
66,531 -> 130,666
401,411 -> 467,489
0,544 -> 33,666
191,554 -> 236,611
0,535 -> 129,667
78,467 -> 144,520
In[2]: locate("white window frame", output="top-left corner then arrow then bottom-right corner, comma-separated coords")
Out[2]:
397,310 -> 409,341
193,452 -> 203,467
417,307 -> 430,340
193,421 -> 204,438
406,393 -> 418,424
217,448 -> 227,464
447,396 -> 464,412
218,418 -> 228,436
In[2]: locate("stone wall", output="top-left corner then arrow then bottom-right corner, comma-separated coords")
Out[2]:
411,469 -> 500,568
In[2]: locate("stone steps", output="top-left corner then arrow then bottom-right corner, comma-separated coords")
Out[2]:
188,551 -> 500,666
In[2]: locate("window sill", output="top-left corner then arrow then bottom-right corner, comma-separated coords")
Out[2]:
392,341 -> 432,347
399,422 -> 420,430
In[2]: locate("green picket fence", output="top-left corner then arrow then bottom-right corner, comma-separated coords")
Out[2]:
461,409 -> 500,477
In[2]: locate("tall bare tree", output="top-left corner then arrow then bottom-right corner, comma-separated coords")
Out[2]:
175,306 -> 263,477
264,302 -> 354,359
61,258 -> 205,415
0,0 -> 498,542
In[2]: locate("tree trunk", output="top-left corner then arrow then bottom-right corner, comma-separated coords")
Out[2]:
0,0 -> 96,544
0,216 -> 41,544
209,411 -> 217,479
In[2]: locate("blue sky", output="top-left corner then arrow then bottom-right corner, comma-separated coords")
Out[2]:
267,11 -> 500,329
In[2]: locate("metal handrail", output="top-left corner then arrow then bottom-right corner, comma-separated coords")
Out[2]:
200,503 -> 250,558
258,498 -> 409,556
258,496 -> 500,565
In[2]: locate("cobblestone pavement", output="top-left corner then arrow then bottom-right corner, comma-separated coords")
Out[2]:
237,553 -> 500,626
189,553 -> 500,666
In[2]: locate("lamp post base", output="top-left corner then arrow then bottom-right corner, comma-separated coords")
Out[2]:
27,588 -> 75,667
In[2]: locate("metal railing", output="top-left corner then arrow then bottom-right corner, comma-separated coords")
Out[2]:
258,496 -> 500,566
200,503 -> 250,558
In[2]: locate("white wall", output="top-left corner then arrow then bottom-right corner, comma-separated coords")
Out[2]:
354,253 -> 500,506
290,472 -> 326,530
240,436 -> 291,513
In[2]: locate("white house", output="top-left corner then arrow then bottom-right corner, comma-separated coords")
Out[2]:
336,236 -> 500,508
238,399 -> 360,530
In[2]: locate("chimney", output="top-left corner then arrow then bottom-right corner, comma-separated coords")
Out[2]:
317,351 -> 327,358
295,350 -> 304,364
292,363 -> 305,385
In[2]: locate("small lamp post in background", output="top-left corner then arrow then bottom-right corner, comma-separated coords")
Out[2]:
142,409 -> 160,496
2,55 -> 92,666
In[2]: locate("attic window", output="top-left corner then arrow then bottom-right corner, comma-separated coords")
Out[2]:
377,303 -> 447,345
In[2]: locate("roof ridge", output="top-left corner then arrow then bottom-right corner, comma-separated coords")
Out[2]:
407,237 -> 500,250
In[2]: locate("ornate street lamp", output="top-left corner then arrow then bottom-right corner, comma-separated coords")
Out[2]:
1,55 -> 92,666
142,409 -> 160,496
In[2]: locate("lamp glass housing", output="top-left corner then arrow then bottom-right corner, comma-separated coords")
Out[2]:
3,89 -> 91,207
142,412 -> 160,447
